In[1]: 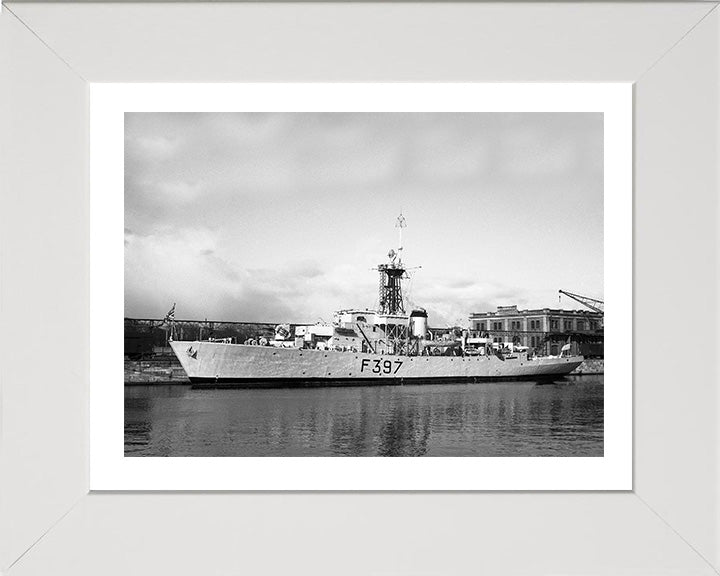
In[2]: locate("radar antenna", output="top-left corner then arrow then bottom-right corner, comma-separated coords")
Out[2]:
396,213 -> 406,263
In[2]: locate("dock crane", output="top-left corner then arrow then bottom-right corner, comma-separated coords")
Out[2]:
558,290 -> 604,314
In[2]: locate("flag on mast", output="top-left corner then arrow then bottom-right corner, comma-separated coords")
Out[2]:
164,303 -> 176,324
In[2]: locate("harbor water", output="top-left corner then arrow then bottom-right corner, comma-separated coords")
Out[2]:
125,375 -> 603,457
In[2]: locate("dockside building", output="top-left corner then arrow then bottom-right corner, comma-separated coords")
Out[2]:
469,305 -> 604,357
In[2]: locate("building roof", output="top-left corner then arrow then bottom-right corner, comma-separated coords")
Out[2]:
469,305 -> 602,318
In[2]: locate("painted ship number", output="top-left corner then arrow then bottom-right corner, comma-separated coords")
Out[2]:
360,358 -> 403,375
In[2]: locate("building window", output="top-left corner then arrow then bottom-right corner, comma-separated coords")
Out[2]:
564,320 -> 572,331
577,321 -> 585,331
550,319 -> 559,330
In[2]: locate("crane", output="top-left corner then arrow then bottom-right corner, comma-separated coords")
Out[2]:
558,290 -> 604,314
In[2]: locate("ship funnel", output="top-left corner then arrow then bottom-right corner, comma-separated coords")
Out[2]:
410,309 -> 428,339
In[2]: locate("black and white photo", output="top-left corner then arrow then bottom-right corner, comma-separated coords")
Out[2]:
124,110 -> 605,458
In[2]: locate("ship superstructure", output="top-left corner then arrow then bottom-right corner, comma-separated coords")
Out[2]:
170,215 -> 584,386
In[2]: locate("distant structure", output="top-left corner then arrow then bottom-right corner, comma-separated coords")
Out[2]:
124,317 -> 277,359
558,289 -> 604,315
469,305 -> 604,357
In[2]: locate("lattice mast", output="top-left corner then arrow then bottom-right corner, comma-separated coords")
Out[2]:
378,214 -> 407,315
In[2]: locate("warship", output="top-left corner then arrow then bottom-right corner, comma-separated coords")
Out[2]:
170,215 -> 584,387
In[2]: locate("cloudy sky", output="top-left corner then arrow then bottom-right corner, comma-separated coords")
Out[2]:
125,112 -> 603,326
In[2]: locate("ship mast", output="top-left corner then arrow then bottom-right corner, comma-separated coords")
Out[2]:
396,212 -> 406,263
373,214 -> 423,356
378,213 -> 408,315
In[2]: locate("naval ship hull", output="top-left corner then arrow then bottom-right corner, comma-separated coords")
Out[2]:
170,340 -> 584,388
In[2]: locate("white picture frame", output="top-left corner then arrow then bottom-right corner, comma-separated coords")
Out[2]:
2,2 -> 719,574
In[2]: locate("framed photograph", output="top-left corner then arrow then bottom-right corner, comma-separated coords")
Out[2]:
90,83 -> 631,490
2,2 -> 719,575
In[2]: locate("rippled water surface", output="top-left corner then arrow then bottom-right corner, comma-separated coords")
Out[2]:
125,376 -> 603,457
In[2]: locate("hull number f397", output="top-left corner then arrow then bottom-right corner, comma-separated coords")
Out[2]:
360,358 -> 403,375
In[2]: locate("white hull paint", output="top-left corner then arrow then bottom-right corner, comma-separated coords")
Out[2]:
170,340 -> 584,387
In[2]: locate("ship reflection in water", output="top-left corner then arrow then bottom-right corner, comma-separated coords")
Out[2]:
125,376 -> 603,457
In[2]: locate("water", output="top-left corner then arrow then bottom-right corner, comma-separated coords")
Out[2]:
125,376 -> 603,457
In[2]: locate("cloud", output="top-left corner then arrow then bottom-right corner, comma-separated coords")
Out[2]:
129,135 -> 179,160
500,129 -> 577,177
412,273 -> 528,327
124,227 -> 378,323
125,112 -> 603,324
125,225 -> 581,327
